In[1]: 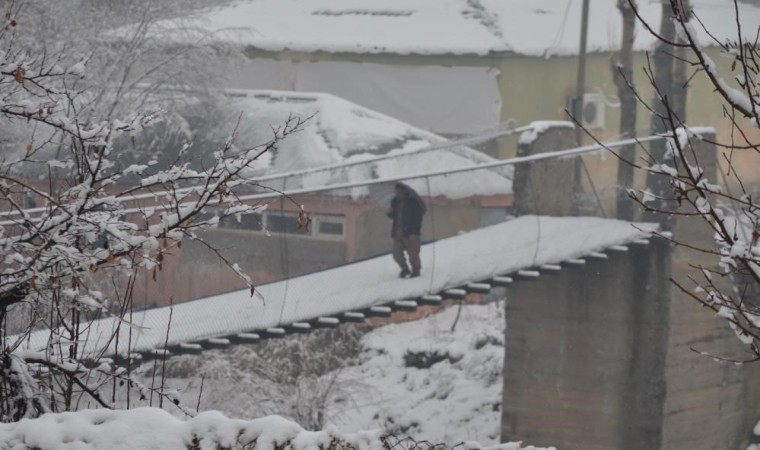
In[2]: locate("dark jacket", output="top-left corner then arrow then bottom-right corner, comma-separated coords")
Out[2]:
387,183 -> 426,238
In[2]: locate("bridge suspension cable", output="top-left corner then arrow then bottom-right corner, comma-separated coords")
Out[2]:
0,134 -> 665,224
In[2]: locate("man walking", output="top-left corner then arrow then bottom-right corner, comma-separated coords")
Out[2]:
387,182 -> 426,278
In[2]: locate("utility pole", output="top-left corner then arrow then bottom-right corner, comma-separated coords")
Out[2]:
574,0 -> 590,145
573,0 -> 591,196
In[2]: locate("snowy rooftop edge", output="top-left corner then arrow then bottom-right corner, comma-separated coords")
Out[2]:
170,0 -> 760,57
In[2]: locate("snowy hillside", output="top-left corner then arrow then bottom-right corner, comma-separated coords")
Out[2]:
120,302 -> 542,447
0,302 -> 555,449
328,302 -> 509,444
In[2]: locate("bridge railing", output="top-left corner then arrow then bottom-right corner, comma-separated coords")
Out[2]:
0,122 -> 668,313
119,130 -> 664,309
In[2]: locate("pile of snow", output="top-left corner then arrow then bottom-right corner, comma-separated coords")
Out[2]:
161,0 -> 760,57
517,121 -> 574,146
0,409 -> 368,450
0,385 -> 552,449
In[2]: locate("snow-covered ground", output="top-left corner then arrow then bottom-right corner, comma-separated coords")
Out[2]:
153,302 -> 543,446
0,408 -> 549,450
1,303 -> 556,450
328,302 -> 508,444
0,408 -> 374,450
163,302 -> 548,448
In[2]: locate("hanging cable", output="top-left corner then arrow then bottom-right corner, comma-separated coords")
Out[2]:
276,177 -> 291,325
580,158 -> 608,217
531,215 -> 542,267
0,135 -> 666,225
249,121 -> 526,185
425,176 -> 437,294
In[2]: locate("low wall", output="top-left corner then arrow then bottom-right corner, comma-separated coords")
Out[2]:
512,122 -> 576,217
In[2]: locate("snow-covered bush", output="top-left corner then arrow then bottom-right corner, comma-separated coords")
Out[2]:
0,408 -> 383,450
0,406 -> 552,450
241,328 -> 364,430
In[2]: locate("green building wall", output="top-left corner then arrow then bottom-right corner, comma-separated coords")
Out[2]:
244,46 -> 740,161
495,48 -> 734,158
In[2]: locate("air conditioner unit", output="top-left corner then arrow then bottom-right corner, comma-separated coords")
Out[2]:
581,92 -> 606,130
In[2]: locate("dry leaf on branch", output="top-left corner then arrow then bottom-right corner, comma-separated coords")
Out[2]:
13,67 -> 25,83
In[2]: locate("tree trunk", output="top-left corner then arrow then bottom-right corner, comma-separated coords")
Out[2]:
644,1 -> 677,227
672,0 -> 691,120
614,0 -> 638,221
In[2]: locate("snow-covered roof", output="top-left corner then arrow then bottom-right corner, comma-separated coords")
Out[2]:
16,215 -> 658,358
182,0 -> 760,57
232,90 -> 512,199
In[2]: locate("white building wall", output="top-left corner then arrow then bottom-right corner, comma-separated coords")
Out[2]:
227,59 -> 502,136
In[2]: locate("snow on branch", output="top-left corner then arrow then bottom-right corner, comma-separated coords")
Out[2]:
0,5 -> 309,422
621,0 -> 760,357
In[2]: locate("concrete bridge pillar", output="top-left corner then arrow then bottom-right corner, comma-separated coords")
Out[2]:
501,130 -> 760,449
501,240 -> 670,449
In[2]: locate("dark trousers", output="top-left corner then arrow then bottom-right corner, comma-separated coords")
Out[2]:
393,234 -> 421,274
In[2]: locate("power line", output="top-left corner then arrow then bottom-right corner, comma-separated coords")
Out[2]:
0,134 -> 665,226
250,122 -> 530,184
0,121 -> 529,218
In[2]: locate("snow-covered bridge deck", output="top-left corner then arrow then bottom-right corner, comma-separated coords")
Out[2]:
19,216 -> 658,360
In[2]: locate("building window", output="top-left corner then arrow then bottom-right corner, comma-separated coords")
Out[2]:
266,213 -> 310,235
222,213 -> 263,231
318,221 -> 343,235
315,215 -> 345,238
218,210 -> 345,240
